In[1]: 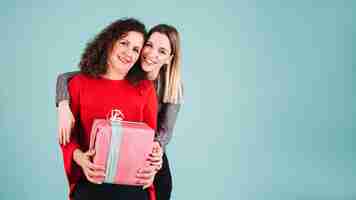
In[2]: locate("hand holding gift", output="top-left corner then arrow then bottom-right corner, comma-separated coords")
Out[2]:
136,164 -> 158,189
136,141 -> 163,189
73,149 -> 106,184
89,109 -> 160,186
148,141 -> 163,171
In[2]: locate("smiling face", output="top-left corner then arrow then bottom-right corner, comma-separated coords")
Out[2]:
106,31 -> 144,79
140,32 -> 172,80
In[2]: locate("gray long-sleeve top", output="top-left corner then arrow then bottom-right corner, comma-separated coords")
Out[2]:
55,71 -> 181,149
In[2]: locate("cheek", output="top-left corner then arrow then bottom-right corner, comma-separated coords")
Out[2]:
159,55 -> 170,65
140,62 -> 149,71
111,45 -> 120,55
142,48 -> 153,58
108,53 -> 116,63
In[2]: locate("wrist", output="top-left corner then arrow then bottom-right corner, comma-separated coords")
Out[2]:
156,141 -> 162,148
58,100 -> 70,109
153,138 -> 162,147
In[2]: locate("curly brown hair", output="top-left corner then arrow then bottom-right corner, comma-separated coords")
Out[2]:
79,18 -> 147,83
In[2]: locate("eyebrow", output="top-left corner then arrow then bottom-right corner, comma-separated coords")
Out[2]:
120,39 -> 142,48
159,47 -> 169,52
118,39 -> 128,43
147,41 -> 169,51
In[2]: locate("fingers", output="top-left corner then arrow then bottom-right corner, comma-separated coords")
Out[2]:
152,141 -> 160,149
142,179 -> 154,189
83,160 -> 106,184
150,150 -> 163,162
59,128 -> 69,146
65,128 -> 70,145
147,153 -> 162,162
85,149 -> 96,157
58,128 -> 63,145
152,148 -> 162,156
147,159 -> 162,171
66,118 -> 75,144
86,172 -> 104,184
136,175 -> 154,189
61,129 -> 65,145
137,172 -> 155,180
82,150 -> 105,172
152,161 -> 162,171
152,142 -> 162,155
86,166 -> 106,179
84,166 -> 103,184
146,152 -> 163,171
58,127 -> 67,145
87,162 -> 106,172
138,164 -> 157,188
147,144 -> 163,164
58,125 -> 71,145
136,167 -> 156,188
136,166 -> 156,178
141,175 -> 154,189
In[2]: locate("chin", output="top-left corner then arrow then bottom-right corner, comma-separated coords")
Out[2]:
142,66 -> 153,73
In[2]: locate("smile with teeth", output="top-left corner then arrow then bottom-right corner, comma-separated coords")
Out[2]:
118,55 -> 132,64
143,57 -> 157,65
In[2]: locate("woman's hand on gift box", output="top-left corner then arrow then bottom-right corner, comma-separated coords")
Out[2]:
147,141 -> 163,171
58,100 -> 75,145
136,164 -> 157,189
73,149 -> 106,184
136,142 -> 163,189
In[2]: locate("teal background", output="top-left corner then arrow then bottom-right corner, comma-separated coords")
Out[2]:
1,0 -> 355,199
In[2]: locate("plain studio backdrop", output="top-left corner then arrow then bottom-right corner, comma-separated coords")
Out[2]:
1,0 -> 355,199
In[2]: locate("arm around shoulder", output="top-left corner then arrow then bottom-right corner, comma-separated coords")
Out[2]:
55,71 -> 80,107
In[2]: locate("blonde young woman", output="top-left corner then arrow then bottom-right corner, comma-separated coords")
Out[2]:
56,24 -> 183,200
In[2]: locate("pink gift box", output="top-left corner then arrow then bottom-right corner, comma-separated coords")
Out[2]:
89,110 -> 154,185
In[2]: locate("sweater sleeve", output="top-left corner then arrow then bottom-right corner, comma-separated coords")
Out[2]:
155,103 -> 181,148
143,83 -> 158,131
60,75 -> 82,186
55,71 -> 80,107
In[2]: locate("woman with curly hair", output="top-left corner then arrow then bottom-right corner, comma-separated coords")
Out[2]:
57,24 -> 183,200
59,18 -> 162,200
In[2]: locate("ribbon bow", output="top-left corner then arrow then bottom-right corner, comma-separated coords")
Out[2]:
107,109 -> 125,122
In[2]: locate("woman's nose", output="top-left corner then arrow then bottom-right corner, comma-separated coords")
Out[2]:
146,50 -> 158,59
123,49 -> 134,60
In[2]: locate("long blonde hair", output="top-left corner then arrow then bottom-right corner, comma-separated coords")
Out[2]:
148,24 -> 183,104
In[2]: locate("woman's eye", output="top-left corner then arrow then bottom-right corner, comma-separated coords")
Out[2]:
120,41 -> 128,46
133,48 -> 140,53
159,50 -> 167,55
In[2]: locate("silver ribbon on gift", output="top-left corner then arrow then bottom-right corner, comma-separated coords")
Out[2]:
104,109 -> 125,183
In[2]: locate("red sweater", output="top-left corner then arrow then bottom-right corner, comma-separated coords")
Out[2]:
60,74 -> 157,198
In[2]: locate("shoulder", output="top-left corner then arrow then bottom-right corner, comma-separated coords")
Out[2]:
69,73 -> 92,84
136,80 -> 155,96
140,80 -> 155,88
57,71 -> 80,79
68,73 -> 94,90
